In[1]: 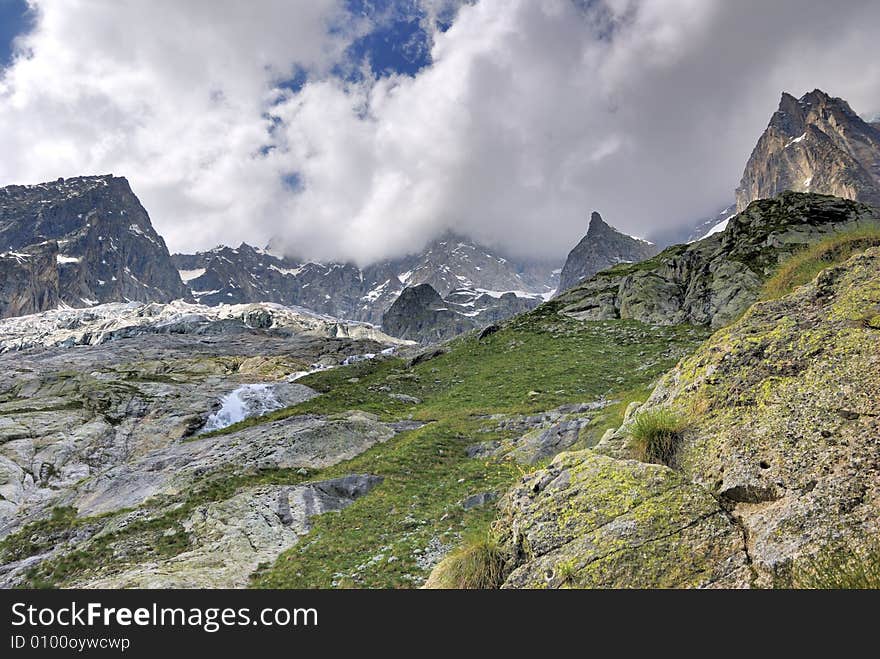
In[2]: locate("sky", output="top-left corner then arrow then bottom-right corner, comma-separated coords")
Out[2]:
1,0 -> 879,264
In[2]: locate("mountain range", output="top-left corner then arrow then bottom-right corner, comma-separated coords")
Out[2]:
1,88 -> 878,343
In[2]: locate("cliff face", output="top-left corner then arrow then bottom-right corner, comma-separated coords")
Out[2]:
736,89 -> 880,211
556,212 -> 658,294
0,242 -> 60,318
0,176 -> 189,317
555,192 -> 880,328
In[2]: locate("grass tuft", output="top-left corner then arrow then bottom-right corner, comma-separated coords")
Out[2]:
426,533 -> 505,589
627,408 -> 688,467
762,228 -> 880,300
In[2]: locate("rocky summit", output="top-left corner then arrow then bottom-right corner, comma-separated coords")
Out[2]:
556,212 -> 658,294
0,176 -> 189,319
381,283 -> 541,344
737,89 -> 880,211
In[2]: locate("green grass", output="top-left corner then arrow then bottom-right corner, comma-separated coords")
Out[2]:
424,532 -> 505,589
762,228 -> 880,300
791,541 -> 880,589
0,506 -> 79,563
626,408 -> 688,467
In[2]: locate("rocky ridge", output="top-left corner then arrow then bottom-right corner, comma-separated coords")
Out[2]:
172,233 -> 559,326
554,191 -> 880,328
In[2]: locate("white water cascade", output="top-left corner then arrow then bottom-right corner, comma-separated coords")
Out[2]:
202,384 -> 283,433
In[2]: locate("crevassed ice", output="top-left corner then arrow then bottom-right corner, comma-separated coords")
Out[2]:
202,384 -> 283,432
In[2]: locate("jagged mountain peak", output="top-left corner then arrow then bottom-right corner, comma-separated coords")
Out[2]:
737,89 -> 880,211
556,212 -> 659,295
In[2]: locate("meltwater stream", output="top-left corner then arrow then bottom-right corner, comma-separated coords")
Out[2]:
201,384 -> 284,433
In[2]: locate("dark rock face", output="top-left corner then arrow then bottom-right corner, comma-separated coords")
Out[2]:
381,282 -> 544,344
557,212 -> 659,294
381,284 -> 475,344
736,89 -> 880,211
0,175 -> 189,318
174,232 -> 558,328
555,192 -> 880,328
0,242 -> 60,318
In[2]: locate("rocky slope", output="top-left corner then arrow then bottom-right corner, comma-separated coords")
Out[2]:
0,302 -> 412,588
0,176 -> 189,318
736,89 -> 880,211
555,191 -> 880,328
173,233 -> 559,326
557,212 -> 658,294
486,245 -> 880,588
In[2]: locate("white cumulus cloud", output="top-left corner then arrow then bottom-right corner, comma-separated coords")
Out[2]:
1,0 -> 879,264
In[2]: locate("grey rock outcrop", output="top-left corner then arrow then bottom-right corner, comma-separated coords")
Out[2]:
555,192 -> 880,328
381,283 -> 476,344
557,212 -> 658,294
592,246 -> 880,587
74,476 -> 384,588
736,89 -> 880,211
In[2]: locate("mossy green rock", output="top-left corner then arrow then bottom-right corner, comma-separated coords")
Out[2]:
603,246 -> 880,586
496,451 -> 749,588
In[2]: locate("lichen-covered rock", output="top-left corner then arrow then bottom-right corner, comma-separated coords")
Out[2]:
74,475 -> 383,588
555,192 -> 880,328
602,247 -> 880,586
496,451 -> 749,588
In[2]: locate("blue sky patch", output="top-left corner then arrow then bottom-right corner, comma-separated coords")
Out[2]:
0,0 -> 33,68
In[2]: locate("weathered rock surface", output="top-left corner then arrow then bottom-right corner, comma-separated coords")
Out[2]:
496,451 -> 749,588
557,212 -> 659,294
0,313 -> 412,586
597,246 -> 880,586
0,175 -> 189,318
75,475 -> 383,588
555,192 -> 880,328
736,89 -> 880,210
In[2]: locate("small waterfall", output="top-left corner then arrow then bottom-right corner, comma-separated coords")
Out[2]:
202,384 -> 283,432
